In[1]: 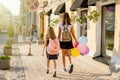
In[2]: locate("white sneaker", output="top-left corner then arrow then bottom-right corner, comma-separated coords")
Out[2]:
61,68 -> 67,72
67,64 -> 71,71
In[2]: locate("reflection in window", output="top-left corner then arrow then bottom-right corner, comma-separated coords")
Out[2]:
104,5 -> 115,50
81,10 -> 87,36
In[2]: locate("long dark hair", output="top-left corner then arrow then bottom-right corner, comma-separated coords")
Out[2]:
62,12 -> 71,26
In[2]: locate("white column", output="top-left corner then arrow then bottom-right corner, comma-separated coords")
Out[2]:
87,6 -> 101,57
113,1 -> 120,58
74,11 -> 80,40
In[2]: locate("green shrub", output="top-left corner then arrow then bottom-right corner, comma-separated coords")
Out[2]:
50,18 -> 60,27
87,10 -> 100,23
0,55 -> 10,60
108,44 -> 114,50
7,27 -> 14,38
6,41 -> 12,45
4,44 -> 12,49
74,16 -> 85,24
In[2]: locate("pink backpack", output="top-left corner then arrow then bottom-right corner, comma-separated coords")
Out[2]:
47,38 -> 60,55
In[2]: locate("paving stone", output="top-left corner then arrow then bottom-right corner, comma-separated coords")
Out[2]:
0,43 -> 120,80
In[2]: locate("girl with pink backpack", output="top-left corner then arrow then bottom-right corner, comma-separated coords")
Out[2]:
42,26 -> 60,77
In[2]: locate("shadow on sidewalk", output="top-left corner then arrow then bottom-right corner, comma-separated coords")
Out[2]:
93,57 -> 108,65
56,71 -> 112,80
0,77 -> 7,80
9,66 -> 28,73
12,53 -> 27,56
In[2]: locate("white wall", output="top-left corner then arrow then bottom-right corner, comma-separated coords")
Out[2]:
74,11 -> 81,40
113,1 -> 120,58
87,6 -> 101,57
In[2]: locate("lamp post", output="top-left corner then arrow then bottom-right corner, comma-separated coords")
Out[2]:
28,37 -> 32,56
28,12 -> 33,56
25,0 -> 39,56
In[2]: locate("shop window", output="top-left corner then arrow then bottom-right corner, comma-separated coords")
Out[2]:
101,4 -> 115,57
105,5 -> 115,50
80,10 -> 87,36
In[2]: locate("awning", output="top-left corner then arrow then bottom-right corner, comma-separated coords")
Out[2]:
44,0 -> 68,14
45,9 -> 52,16
88,0 -> 97,6
54,3 -> 65,15
70,0 -> 88,11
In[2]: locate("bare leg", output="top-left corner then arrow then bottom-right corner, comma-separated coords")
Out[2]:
46,60 -> 50,74
47,60 -> 50,69
66,49 -> 72,64
53,60 -> 57,70
62,49 -> 66,68
53,60 -> 57,77
66,49 -> 73,73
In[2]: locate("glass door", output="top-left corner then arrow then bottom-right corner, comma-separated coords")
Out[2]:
101,4 -> 115,57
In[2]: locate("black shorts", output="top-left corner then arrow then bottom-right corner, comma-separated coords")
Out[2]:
46,50 -> 58,60
60,41 -> 73,49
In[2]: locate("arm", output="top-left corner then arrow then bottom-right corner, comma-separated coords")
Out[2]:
42,39 -> 47,56
57,27 -> 61,40
71,26 -> 78,44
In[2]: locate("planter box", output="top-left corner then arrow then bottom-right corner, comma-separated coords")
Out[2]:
7,38 -> 14,43
4,48 -> 12,55
0,59 -> 10,70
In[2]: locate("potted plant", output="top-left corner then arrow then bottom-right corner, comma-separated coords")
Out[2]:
0,55 -> 11,70
87,10 -> 100,23
74,16 -> 84,24
50,18 -> 60,27
6,41 -> 12,45
3,44 -> 12,55
71,15 -> 87,27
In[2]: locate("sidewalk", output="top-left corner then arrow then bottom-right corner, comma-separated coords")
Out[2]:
0,43 -> 120,80
18,44 -> 120,80
0,44 -> 26,80
17,33 -> 37,43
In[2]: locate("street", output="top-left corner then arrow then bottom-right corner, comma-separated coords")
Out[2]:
0,34 -> 8,44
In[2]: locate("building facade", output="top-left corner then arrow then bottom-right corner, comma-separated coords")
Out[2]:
37,0 -> 120,64
70,0 -> 120,64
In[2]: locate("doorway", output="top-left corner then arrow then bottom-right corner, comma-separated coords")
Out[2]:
101,4 -> 115,62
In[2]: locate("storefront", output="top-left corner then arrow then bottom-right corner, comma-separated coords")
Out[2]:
101,4 -> 115,58
70,0 -> 120,60
70,0 -> 88,37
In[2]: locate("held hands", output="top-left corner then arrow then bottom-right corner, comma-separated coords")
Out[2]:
73,40 -> 79,48
42,53 -> 44,56
75,40 -> 79,45
42,50 -> 44,56
42,54 -> 44,56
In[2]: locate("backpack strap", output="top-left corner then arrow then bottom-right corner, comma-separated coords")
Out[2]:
63,24 -> 68,31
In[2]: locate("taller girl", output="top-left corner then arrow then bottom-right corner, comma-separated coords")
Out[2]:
58,12 -> 78,73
